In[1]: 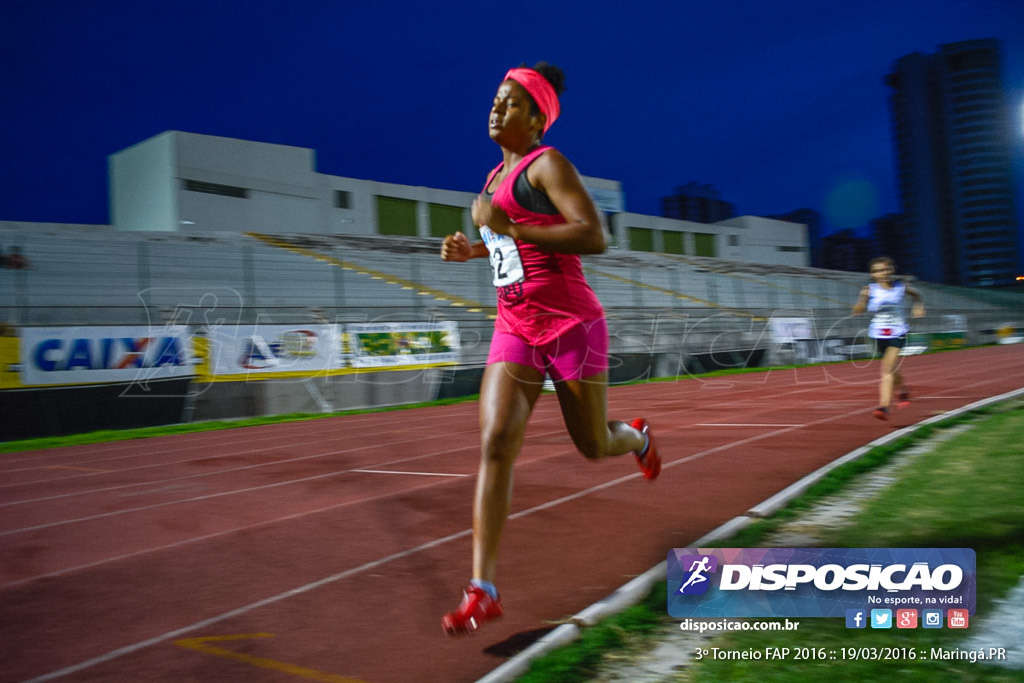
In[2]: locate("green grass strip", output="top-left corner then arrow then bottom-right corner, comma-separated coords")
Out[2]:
516,590 -> 665,683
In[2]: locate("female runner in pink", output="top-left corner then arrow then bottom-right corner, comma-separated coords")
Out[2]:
439,62 -> 661,635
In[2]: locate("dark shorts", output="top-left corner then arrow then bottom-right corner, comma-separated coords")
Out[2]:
874,336 -> 906,355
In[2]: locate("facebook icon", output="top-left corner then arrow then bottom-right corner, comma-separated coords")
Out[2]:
846,609 -> 867,629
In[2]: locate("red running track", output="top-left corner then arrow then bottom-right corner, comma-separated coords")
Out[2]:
1,345 -> 1022,682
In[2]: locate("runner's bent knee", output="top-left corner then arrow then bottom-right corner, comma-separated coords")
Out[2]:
567,425 -> 608,460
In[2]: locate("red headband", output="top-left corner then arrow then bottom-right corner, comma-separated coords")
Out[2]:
504,68 -> 560,134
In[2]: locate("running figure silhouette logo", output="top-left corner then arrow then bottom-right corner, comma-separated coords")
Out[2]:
677,555 -> 718,595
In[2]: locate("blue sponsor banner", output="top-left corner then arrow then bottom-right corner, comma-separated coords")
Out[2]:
20,326 -> 194,387
667,548 -> 975,618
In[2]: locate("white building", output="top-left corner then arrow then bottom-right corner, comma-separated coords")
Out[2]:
715,216 -> 809,266
110,131 -> 477,237
108,130 -> 807,265
109,131 -> 625,239
609,213 -> 808,267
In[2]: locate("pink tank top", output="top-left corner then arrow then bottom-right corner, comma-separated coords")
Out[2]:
481,146 -> 605,345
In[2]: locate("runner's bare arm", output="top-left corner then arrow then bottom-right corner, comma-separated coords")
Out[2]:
906,286 -> 926,317
441,231 -> 487,261
852,286 -> 869,314
478,150 -> 606,255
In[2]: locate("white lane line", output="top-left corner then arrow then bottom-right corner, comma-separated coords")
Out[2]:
696,423 -> 804,427
0,438 -> 479,507
351,469 -> 468,477
0,473 -> 465,590
23,524 -> 475,683
0,408 -> 462,473
0,424 -> 451,484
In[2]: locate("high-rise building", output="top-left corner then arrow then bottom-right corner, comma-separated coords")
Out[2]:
885,39 -> 1020,287
660,182 -> 734,223
821,229 -> 875,273
872,213 -> 913,274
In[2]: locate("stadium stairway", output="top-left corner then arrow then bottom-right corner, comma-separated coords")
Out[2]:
244,232 -> 498,320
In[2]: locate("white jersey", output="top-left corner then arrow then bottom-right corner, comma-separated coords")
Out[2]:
867,281 -> 908,339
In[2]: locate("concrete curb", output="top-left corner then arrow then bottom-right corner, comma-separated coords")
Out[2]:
476,624 -> 582,683
477,386 -> 1024,682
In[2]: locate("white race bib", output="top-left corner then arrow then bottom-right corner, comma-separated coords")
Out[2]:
479,226 -> 525,288
870,312 -> 907,338
873,312 -> 900,326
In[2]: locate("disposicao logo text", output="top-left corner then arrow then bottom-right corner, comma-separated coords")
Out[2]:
667,548 -> 975,619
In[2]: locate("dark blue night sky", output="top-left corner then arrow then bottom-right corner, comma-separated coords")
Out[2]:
2,0 -> 1023,237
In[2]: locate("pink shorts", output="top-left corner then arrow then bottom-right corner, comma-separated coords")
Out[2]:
486,318 -> 609,382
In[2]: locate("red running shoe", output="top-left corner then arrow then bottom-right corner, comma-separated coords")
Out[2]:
441,586 -> 502,635
631,418 -> 661,480
897,389 -> 911,409
872,406 -> 889,421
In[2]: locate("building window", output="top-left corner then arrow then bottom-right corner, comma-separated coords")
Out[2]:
183,179 -> 248,198
428,203 -> 464,238
628,227 -> 654,252
777,245 -> 804,252
727,235 -> 740,247
376,196 -> 417,236
662,231 -> 685,255
335,190 -> 352,209
694,233 -> 716,257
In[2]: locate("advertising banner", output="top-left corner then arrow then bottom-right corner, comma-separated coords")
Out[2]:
16,322 -> 462,384
928,332 -> 967,351
206,324 -> 344,378
19,326 -> 194,387
348,321 -> 460,369
769,317 -> 868,363
769,317 -> 815,344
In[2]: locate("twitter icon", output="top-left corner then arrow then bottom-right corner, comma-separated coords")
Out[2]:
870,609 -> 892,629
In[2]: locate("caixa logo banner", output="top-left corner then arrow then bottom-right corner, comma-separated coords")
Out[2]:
667,548 -> 975,618
20,325 -> 193,387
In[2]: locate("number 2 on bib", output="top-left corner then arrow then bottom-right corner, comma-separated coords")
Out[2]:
480,226 -> 525,288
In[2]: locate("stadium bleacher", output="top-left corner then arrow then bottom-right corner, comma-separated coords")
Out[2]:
2,225 -> 1020,356
2,223 -> 1020,435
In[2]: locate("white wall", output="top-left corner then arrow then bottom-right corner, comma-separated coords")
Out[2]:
109,132 -> 177,232
715,216 -> 809,266
609,212 -> 808,266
